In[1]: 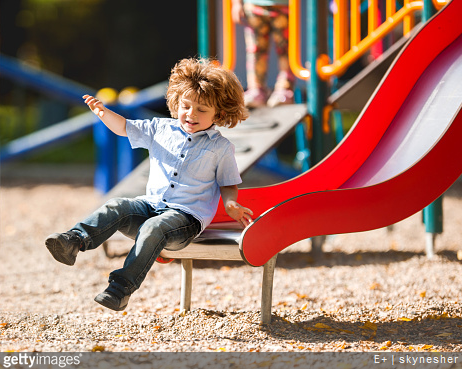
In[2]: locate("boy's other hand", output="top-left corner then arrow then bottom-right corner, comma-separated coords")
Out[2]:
83,94 -> 105,118
225,201 -> 253,228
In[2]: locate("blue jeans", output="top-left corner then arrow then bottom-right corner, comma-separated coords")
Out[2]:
71,197 -> 201,294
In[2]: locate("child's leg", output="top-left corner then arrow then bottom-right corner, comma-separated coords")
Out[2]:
265,5 -> 295,107
107,208 -> 200,294
243,4 -> 271,91
46,197 -> 153,266
72,197 -> 154,251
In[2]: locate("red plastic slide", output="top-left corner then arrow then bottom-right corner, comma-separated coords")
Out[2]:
211,0 -> 462,266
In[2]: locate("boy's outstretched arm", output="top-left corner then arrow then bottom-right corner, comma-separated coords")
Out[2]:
83,94 -> 127,137
220,185 -> 253,228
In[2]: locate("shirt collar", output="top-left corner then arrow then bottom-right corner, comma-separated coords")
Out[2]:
196,124 -> 220,139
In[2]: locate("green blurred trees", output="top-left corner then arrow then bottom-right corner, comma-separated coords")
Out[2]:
0,0 -> 197,157
1,0 -> 197,89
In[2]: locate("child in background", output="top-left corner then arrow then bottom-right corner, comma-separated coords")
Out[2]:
45,58 -> 253,311
232,0 -> 295,108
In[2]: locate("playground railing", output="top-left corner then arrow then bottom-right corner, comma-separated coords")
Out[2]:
317,0 -> 449,80
0,54 -> 168,192
221,0 -> 449,81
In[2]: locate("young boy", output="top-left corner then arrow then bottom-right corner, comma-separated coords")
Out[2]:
45,58 -> 253,311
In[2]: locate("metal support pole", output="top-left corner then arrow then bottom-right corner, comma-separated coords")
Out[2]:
421,0 -> 441,259
198,0 -> 210,58
180,259 -> 193,312
423,196 -> 443,258
294,88 -> 311,172
261,255 -> 278,324
423,0 -> 437,22
307,0 -> 329,165
93,121 -> 117,193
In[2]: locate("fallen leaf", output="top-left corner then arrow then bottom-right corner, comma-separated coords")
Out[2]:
256,361 -> 272,367
361,321 -> 377,331
315,323 -> 332,329
427,313 -> 449,320
422,345 -> 433,350
92,345 -> 105,352
435,333 -> 452,337
419,291 -> 426,298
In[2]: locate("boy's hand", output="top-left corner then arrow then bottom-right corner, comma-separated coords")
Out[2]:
83,94 -> 105,118
225,201 -> 253,228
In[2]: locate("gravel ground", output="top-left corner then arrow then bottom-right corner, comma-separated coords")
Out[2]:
1,164 -> 462,353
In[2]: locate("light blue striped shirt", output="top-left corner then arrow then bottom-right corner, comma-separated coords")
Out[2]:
126,117 -> 242,231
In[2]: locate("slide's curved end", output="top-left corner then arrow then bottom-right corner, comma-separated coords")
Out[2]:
240,0 -> 462,267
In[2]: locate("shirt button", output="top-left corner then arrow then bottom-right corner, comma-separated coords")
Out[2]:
163,199 -> 167,202
180,154 -> 185,158
188,137 -> 192,142
174,172 -> 178,176
171,184 -> 174,188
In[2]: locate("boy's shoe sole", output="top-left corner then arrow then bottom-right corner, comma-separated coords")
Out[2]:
94,291 -> 129,311
45,233 -> 79,266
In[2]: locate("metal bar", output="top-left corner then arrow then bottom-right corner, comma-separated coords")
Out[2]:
288,0 -> 310,79
260,255 -> 277,324
386,0 -> 396,18
422,0 -> 440,259
307,0 -> 328,164
0,54 -> 93,105
222,0 -> 236,70
334,0 -> 348,60
368,0 -> 379,35
403,0 -> 415,35
180,259 -> 193,312
0,112 -> 96,162
118,81 -> 168,111
197,0 -> 210,58
318,1 -> 423,79
351,0 -> 362,47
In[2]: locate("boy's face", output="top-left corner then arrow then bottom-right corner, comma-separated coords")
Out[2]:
178,94 -> 217,134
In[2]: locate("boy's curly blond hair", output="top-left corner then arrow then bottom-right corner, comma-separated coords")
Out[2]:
166,58 -> 249,128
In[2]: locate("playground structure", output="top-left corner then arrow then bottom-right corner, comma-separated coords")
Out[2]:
2,0 -> 461,323
0,0 -> 455,257
150,0 -> 462,323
